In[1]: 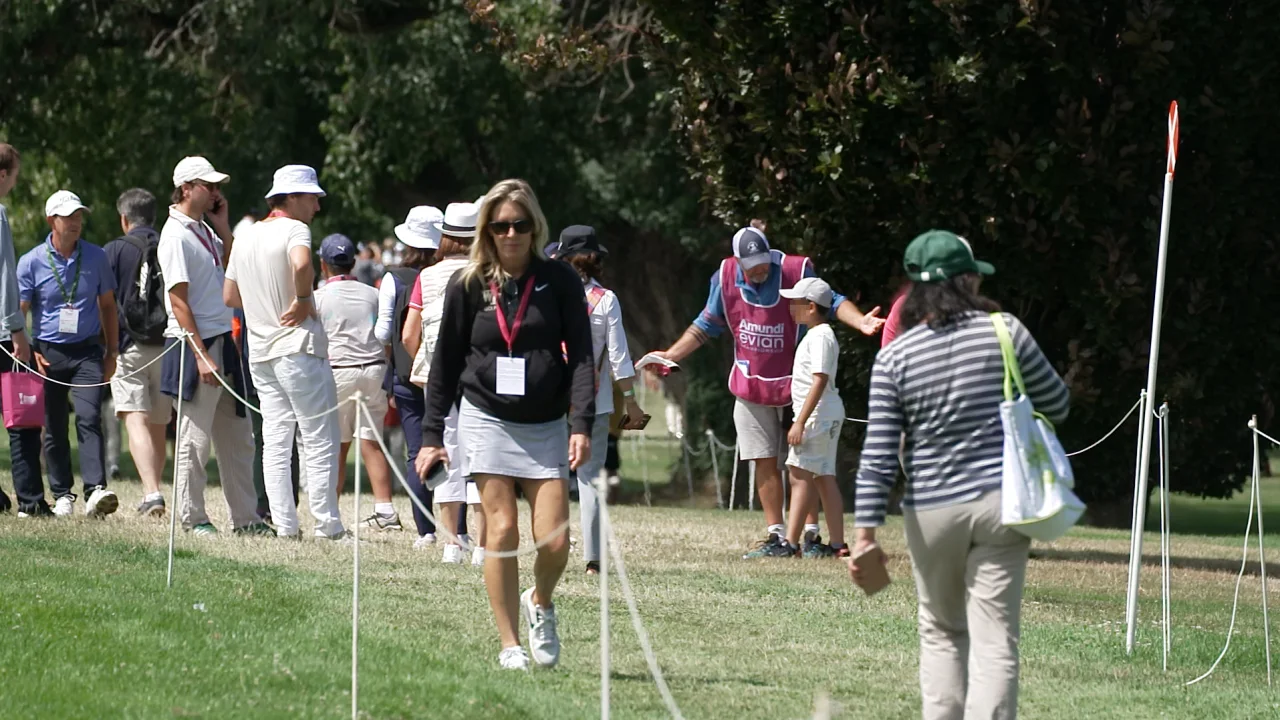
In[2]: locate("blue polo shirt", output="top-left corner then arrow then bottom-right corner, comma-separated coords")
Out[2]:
17,235 -> 116,345
692,251 -> 847,338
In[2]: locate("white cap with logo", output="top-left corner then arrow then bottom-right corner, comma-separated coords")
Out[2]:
265,164 -> 326,199
173,156 -> 230,187
780,276 -> 834,308
45,190 -> 90,218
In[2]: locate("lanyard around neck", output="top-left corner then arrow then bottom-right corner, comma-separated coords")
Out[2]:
44,239 -> 82,305
489,274 -> 537,356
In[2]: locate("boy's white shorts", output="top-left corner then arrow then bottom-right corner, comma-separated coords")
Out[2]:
786,418 -> 843,477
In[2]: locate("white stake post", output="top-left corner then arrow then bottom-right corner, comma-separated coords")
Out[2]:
166,334 -> 187,589
1125,101 -> 1179,655
352,396 -> 362,720
1253,417 -> 1273,686
599,470 -> 611,720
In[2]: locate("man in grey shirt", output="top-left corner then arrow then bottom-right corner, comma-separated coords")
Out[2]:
0,143 -> 45,515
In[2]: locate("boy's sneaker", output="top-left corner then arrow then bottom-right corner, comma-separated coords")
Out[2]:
520,587 -> 561,668
471,546 -> 486,567
136,496 -> 166,517
233,522 -> 276,537
803,541 -> 838,559
413,533 -> 437,550
191,523 -> 218,536
362,511 -> 403,531
742,533 -> 793,559
442,544 -> 465,564
499,646 -> 530,671
85,488 -> 119,518
53,495 -> 75,517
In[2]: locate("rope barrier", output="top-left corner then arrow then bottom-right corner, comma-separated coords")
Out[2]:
356,400 -> 571,559
182,333 -> 351,422
0,336 -> 182,388
1066,396 -> 1144,457
604,513 -> 686,720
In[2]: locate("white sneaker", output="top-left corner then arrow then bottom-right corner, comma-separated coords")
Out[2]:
471,546 -> 486,566
442,544 -> 465,564
413,533 -> 437,550
520,587 -> 561,668
53,496 -> 75,517
85,488 -> 119,518
499,646 -> 530,671
607,473 -> 621,487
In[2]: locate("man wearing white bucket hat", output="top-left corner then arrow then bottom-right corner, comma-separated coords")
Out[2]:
224,164 -> 346,540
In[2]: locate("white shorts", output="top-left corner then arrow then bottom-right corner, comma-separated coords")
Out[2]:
733,398 -> 788,461
786,418 -> 843,477
333,365 -> 389,443
110,343 -> 172,424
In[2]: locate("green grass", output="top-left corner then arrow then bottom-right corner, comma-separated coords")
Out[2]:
4,471 -> 1280,719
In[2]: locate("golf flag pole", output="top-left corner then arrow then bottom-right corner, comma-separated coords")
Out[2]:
1125,100 -> 1179,655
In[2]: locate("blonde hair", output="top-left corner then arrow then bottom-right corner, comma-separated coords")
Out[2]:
462,179 -> 549,287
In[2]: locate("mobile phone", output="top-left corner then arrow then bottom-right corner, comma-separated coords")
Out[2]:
622,413 -> 651,430
852,544 -> 891,596
423,460 -> 449,491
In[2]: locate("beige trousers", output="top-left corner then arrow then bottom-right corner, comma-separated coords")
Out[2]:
904,490 -> 1030,720
174,338 -> 259,530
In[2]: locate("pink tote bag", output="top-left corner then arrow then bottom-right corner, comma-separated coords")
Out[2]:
2,370 -> 45,429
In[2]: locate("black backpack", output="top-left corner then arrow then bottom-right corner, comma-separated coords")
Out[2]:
121,234 -> 168,345
390,266 -> 420,385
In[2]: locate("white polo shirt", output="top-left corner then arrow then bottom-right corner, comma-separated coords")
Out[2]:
158,206 -> 233,339
225,217 -> 327,363
314,276 -> 382,367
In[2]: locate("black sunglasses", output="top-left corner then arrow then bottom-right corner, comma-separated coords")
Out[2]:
488,218 -> 533,236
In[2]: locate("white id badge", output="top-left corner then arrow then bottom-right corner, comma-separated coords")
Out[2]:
58,307 -> 80,334
496,356 -> 526,396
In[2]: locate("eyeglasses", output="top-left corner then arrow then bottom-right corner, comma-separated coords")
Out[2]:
488,219 -> 533,236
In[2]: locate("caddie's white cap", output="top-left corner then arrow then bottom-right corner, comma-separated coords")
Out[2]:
172,156 -> 229,187
44,190 -> 89,218
394,205 -> 443,249
780,276 -> 834,308
265,164 -> 326,199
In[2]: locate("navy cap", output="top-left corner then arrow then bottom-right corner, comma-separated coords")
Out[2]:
320,233 -> 357,265
557,225 -> 608,259
732,227 -> 774,270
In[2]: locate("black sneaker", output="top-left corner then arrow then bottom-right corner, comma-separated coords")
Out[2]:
136,496 -> 166,517
802,530 -> 837,558
743,533 -> 798,559
585,561 -> 600,575
0,491 -> 11,513
17,502 -> 53,518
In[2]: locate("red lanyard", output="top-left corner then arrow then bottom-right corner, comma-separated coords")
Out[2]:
327,274 -> 356,283
489,274 -> 537,356
191,223 -> 221,268
265,209 -> 290,220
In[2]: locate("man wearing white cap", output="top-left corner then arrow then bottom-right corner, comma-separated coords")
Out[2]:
224,164 -> 345,540
17,190 -> 120,517
646,223 -> 883,559
158,156 -> 264,536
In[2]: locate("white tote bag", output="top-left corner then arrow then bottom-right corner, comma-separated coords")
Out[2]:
992,313 -> 1085,542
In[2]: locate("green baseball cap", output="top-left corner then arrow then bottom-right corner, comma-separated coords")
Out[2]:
903,230 -> 995,283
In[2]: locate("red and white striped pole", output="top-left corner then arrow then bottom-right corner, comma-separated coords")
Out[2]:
1125,101 -> 1180,655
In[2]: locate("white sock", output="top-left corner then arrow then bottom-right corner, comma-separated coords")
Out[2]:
375,502 -> 395,516
804,523 -> 821,537
766,524 -> 784,537
145,492 -> 164,502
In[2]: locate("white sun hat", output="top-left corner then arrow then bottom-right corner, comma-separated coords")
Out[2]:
265,164 -> 326,199
434,202 -> 479,239
395,205 -> 444,249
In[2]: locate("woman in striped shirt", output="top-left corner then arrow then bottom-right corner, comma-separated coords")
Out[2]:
852,230 -> 1069,720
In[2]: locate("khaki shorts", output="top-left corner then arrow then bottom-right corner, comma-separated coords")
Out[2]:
333,365 -> 389,443
110,343 -> 172,424
733,398 -> 789,461
786,418 -> 843,477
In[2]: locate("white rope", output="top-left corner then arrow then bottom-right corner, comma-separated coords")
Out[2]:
1255,429 -> 1280,448
844,416 -> 869,424
729,444 -> 739,510
0,336 -> 181,388
604,511 -> 686,720
351,394 -> 362,720
706,429 -> 724,509
183,333 -> 351,421
1066,395 -> 1144,457
1255,422 -> 1274,686
1187,421 -> 1262,686
356,400 -> 570,558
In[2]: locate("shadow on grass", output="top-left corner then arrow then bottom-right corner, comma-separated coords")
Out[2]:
1032,547 -> 1278,578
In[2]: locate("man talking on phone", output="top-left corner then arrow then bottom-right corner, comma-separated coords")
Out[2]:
158,156 -> 262,536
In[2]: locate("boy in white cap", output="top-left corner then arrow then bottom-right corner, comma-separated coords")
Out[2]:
774,277 -> 847,557
314,232 -> 399,530
18,190 -> 120,517
158,156 -> 264,536
224,165 -> 346,540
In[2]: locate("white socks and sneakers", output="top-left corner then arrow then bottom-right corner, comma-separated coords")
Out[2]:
51,489 -> 119,518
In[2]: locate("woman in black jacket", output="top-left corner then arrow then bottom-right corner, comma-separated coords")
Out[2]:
417,178 -> 594,671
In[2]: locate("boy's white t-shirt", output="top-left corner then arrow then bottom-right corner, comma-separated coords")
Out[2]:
225,217 -> 328,363
790,323 -> 844,422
